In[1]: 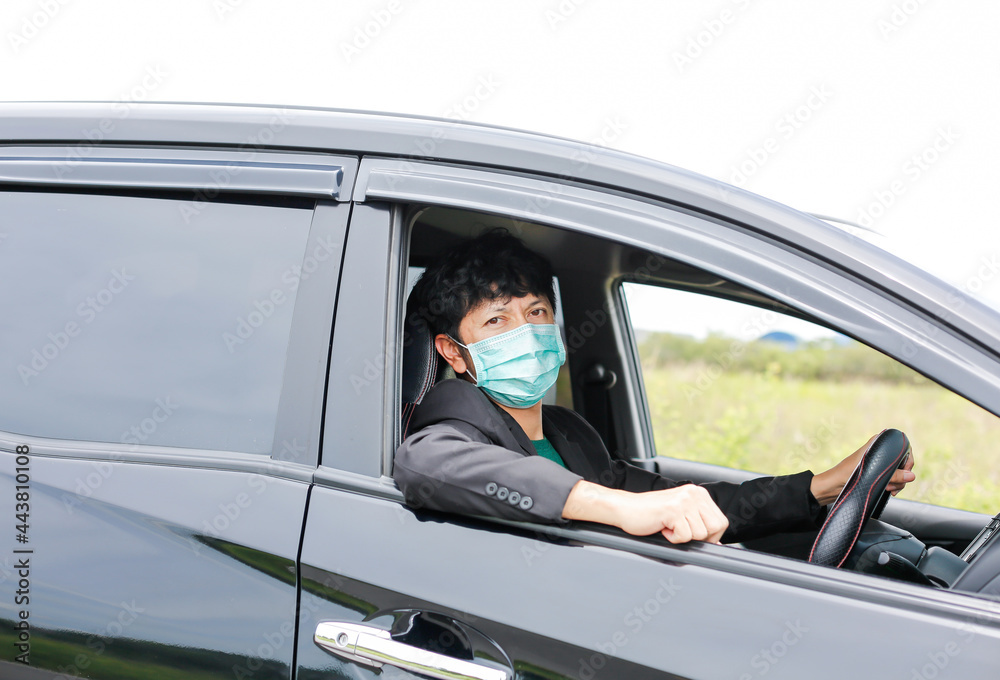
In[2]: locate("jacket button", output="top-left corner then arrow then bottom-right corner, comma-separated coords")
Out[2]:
485,482 -> 498,496
519,496 -> 533,510
508,491 -> 521,505
496,487 -> 509,501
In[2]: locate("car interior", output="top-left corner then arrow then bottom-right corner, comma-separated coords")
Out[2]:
398,204 -> 1000,599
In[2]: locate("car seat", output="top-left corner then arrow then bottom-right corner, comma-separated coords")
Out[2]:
400,292 -> 446,439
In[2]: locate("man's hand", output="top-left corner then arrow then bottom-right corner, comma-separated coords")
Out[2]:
562,481 -> 728,544
810,433 -> 917,506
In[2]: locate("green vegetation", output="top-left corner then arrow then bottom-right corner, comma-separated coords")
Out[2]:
638,331 -> 928,385
638,333 -> 1000,514
0,624 -> 279,680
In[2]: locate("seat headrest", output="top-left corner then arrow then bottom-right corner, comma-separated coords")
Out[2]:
401,292 -> 440,415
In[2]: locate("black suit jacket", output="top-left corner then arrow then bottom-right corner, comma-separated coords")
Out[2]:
394,379 -> 824,542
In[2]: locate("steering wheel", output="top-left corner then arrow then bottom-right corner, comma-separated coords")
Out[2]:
808,428 -> 911,568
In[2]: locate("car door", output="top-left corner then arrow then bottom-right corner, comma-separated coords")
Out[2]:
298,200 -> 688,680
296,158 -> 1000,679
0,147 -> 353,678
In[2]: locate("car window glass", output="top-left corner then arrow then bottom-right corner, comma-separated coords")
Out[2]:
622,281 -> 1000,513
0,191 -> 312,454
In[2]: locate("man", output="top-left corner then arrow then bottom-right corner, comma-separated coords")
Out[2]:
394,230 -> 915,544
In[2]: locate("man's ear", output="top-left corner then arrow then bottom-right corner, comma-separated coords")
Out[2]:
434,334 -> 469,376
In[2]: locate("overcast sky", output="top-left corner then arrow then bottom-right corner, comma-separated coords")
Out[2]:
3,0 -> 998,334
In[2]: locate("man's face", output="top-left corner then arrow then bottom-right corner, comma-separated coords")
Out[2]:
457,294 -> 554,345
435,293 -> 555,379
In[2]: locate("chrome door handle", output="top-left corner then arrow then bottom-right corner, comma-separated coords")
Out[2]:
315,621 -> 510,680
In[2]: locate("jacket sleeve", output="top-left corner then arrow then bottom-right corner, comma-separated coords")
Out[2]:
393,419 -> 583,524
610,460 -> 824,543
551,406 -> 825,542
703,471 -> 825,543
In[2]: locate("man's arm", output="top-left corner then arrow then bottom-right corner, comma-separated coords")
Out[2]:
810,434 -> 917,505
549,407 -> 819,542
394,419 -> 583,523
562,480 -> 728,544
395,418 -> 728,543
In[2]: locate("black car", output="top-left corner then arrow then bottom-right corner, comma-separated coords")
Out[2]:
1,102 -> 999,679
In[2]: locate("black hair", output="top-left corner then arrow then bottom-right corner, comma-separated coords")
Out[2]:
410,228 -> 557,342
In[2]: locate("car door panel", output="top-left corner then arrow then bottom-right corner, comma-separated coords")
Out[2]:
298,487 -> 683,679
0,451 -> 307,678
298,487 -> 1000,679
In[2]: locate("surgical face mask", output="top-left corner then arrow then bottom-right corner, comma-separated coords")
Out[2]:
451,323 -> 566,409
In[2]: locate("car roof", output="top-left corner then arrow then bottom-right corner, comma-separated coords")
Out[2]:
2,100 -> 998,356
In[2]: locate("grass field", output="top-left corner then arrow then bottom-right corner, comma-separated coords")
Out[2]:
639,360 -> 1000,515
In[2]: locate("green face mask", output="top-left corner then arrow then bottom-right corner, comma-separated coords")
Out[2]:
451,323 -> 566,409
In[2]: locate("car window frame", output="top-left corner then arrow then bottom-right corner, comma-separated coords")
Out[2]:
318,200 -> 406,484
341,156 -> 1000,539
0,147 -> 356,480
351,157 -> 1000,436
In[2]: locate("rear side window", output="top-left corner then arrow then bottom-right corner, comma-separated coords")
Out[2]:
0,191 -> 312,454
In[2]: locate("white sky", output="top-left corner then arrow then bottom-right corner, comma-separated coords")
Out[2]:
3,0 -> 999,337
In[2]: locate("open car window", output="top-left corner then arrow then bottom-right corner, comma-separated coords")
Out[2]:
402,210 -> 580,420
622,281 -> 1000,515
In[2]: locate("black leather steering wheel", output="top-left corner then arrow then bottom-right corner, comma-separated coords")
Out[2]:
808,428 -> 911,568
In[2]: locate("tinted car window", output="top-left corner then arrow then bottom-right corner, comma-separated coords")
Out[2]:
0,191 -> 312,453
